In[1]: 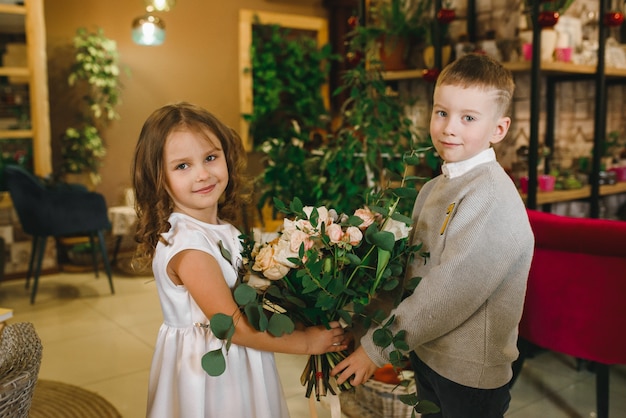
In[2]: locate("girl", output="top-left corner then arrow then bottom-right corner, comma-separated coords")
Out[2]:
132,102 -> 347,418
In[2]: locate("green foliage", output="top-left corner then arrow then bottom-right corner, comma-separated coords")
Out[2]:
245,20 -> 337,148
247,19 -> 339,211
60,27 -> 124,184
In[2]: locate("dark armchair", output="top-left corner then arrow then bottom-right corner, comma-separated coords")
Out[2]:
4,165 -> 114,304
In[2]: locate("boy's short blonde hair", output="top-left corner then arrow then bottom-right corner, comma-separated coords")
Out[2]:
436,53 -> 515,117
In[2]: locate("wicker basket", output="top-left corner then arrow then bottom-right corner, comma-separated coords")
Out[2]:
0,322 -> 43,418
356,379 -> 416,418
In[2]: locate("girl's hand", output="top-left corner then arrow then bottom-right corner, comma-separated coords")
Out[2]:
304,321 -> 348,354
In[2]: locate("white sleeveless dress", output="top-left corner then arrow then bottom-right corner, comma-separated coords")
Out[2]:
146,212 -> 290,418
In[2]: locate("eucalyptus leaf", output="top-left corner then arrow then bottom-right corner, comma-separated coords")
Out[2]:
391,212 -> 412,225
218,240 -> 232,263
234,284 -> 257,305
268,313 -> 295,336
371,231 -> 395,251
201,349 -> 226,376
245,303 -> 266,332
209,313 -> 234,340
373,327 -> 393,348
415,400 -> 441,414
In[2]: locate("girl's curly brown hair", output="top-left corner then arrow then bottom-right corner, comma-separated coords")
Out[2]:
131,102 -> 251,269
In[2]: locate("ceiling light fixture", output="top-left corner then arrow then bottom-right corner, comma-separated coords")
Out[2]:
145,0 -> 176,12
131,13 -> 166,46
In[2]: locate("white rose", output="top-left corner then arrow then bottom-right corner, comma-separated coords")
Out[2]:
244,272 -> 272,291
273,238 -> 299,269
303,206 -> 331,229
382,219 -> 412,241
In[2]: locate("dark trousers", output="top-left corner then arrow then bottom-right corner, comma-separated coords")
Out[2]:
409,352 -> 511,418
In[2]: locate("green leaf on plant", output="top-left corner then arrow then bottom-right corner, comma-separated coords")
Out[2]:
268,313 -> 295,336
346,215 -> 364,227
245,303 -> 266,332
290,197 -> 303,214
373,327 -> 393,348
390,212 -> 412,226
210,313 -> 234,340
376,248 -> 391,282
234,284 -> 257,305
383,278 -> 399,291
217,240 -> 232,263
371,231 -> 395,251
403,154 -> 422,166
393,187 -> 418,200
201,349 -> 226,376
415,400 -> 441,414
404,276 -> 422,291
398,392 -> 419,406
273,197 -> 287,212
345,253 -> 361,265
338,309 -> 353,326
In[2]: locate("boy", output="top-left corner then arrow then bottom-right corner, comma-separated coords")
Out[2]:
331,54 -> 535,417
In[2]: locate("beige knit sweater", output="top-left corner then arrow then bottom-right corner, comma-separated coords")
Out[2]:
360,159 -> 535,389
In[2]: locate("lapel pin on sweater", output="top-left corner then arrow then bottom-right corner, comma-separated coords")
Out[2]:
440,203 -> 456,235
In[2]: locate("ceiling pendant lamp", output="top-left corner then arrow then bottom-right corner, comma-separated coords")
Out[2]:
131,13 -> 166,46
145,0 -> 176,12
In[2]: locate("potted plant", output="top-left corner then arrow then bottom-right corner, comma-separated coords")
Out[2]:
349,0 -> 433,71
60,27 -> 123,187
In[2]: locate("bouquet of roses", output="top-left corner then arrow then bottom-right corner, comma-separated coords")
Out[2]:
202,152 -> 428,403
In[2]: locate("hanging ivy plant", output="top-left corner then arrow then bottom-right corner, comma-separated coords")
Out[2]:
60,27 -> 124,185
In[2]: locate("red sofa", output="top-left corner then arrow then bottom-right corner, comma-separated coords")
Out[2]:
512,209 -> 626,418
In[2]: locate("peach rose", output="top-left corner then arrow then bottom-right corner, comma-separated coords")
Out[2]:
252,243 -> 291,280
326,223 -> 344,244
345,226 -> 363,246
354,207 -> 376,230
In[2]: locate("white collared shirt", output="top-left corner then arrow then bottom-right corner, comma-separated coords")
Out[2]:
440,148 -> 496,179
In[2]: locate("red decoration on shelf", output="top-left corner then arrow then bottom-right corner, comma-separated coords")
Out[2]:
537,10 -> 560,27
346,51 -> 363,66
422,68 -> 441,83
603,11 -> 624,27
436,8 -> 456,24
347,15 -> 359,29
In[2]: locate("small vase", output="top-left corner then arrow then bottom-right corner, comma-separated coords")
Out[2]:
540,28 -> 558,62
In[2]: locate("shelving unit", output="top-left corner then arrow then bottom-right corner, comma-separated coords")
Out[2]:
523,0 -> 626,217
0,0 -> 51,177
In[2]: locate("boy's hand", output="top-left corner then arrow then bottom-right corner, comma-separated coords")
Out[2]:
330,345 -> 378,386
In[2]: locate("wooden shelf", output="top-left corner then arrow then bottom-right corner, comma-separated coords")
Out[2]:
0,67 -> 29,77
521,182 -> 626,205
0,129 -> 33,139
503,61 -> 626,78
0,3 -> 25,15
381,69 -> 424,80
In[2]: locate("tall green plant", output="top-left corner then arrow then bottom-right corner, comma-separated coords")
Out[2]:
248,20 -> 338,213
60,27 -> 123,185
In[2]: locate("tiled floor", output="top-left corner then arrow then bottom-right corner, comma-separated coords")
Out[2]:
1,270 -> 625,418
